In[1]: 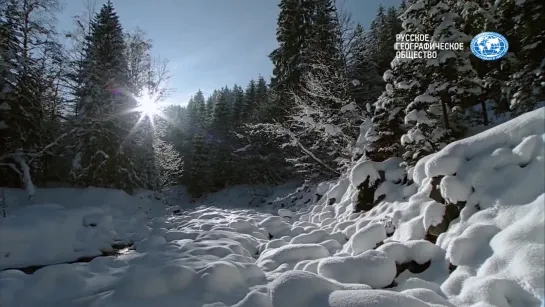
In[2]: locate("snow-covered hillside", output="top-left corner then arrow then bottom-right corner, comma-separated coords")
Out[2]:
0,107 -> 544,307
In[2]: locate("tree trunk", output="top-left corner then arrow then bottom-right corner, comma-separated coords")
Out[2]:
440,92 -> 450,130
480,100 -> 489,126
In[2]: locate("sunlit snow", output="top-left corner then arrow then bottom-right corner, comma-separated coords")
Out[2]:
0,108 -> 544,307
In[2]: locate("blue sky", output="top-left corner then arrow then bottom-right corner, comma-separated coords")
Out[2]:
56,0 -> 401,105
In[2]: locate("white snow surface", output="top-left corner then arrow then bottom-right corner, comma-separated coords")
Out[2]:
0,108 -> 544,307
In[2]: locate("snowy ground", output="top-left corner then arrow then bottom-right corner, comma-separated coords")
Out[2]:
0,108 -> 544,307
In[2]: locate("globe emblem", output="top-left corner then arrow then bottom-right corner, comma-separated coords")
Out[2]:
470,32 -> 509,61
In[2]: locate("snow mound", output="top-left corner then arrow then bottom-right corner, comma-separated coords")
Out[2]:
317,250 -> 397,288
0,204 -> 116,270
258,244 -> 330,271
283,107 -> 545,306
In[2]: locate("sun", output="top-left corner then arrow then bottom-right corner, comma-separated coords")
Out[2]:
136,95 -> 159,117
126,93 -> 168,134
118,90 -> 172,143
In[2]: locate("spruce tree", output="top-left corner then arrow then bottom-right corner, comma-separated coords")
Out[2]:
70,1 -> 139,191
504,0 -> 545,114
231,84 -> 245,127
402,0 -> 482,166
270,0 -> 310,93
349,23 -> 384,109
193,90 -> 207,126
209,88 -> 233,189
349,5 -> 402,111
242,80 -> 256,122
187,130 -> 210,197
377,7 -> 403,71
253,76 -> 269,122
205,91 -> 217,127
307,0 -> 341,70
365,1 -> 427,163
269,0 -> 315,121
186,96 -> 197,128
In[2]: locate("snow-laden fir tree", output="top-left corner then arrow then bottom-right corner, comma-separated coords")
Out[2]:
205,91 -> 217,127
241,80 -> 256,122
234,78 -> 293,185
253,76 -> 269,121
377,6 -> 404,72
151,112 -> 183,190
187,129 -> 210,197
346,23 -> 382,108
69,1 -> 141,192
269,0 -> 310,94
186,90 -> 207,135
209,88 -> 234,189
365,1 -> 427,163
502,0 -> 545,114
230,84 -> 245,128
402,0 -> 483,165
349,5 -> 402,110
455,0 -> 509,124
124,30 -> 159,189
269,0 -> 362,178
306,0 -> 341,71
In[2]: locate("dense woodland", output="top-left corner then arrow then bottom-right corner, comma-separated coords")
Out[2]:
0,0 -> 543,198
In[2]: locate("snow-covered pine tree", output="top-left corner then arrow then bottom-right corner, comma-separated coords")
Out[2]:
209,88 -> 234,189
275,0 -> 361,178
454,0 -> 506,125
191,90 -> 207,130
205,91 -> 217,127
233,78 -> 292,185
161,104 -> 192,185
402,0 -> 483,166
349,5 -> 402,111
241,80 -> 256,121
187,130 -> 210,197
69,1 -> 141,192
253,76 -> 268,122
230,84 -> 245,128
348,23 -> 384,109
503,0 -> 545,114
190,90 -> 211,184
307,0 -> 341,71
151,111 -> 183,190
365,1 -> 426,163
269,0 -> 310,94
388,0 -> 442,166
377,6 -> 403,72
228,84 -> 249,183
124,30 -> 159,189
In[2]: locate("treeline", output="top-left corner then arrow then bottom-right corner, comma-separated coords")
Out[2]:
161,78 -> 293,196
1,0 -> 543,198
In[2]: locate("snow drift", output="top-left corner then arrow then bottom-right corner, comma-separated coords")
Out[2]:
0,107 -> 543,307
